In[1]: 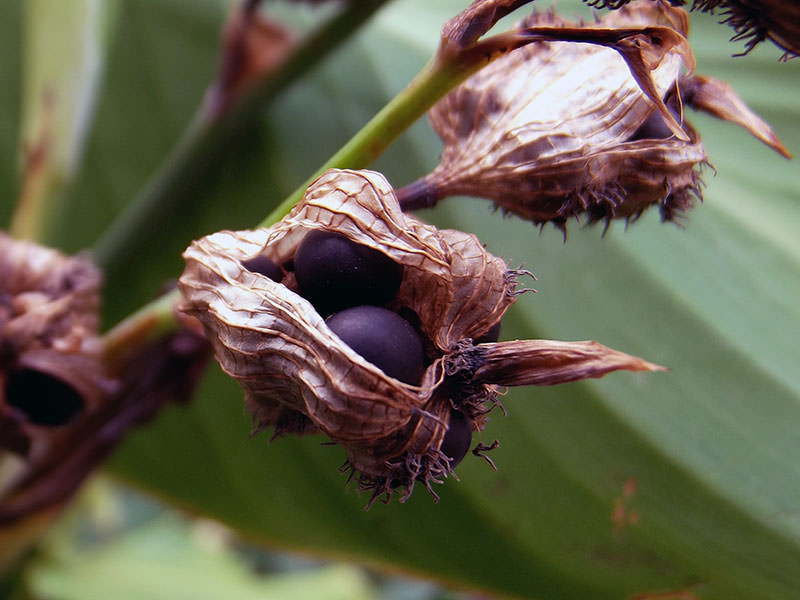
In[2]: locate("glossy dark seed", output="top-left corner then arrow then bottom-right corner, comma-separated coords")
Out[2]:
475,320 -> 501,344
294,230 -> 403,315
326,305 -> 424,385
440,409 -> 472,467
629,106 -> 681,141
6,369 -> 84,426
241,254 -> 283,281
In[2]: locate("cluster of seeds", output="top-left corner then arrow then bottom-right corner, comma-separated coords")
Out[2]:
180,169 -> 519,500
237,200 -> 501,469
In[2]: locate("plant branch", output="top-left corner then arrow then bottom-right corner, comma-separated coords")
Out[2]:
92,0 -> 393,272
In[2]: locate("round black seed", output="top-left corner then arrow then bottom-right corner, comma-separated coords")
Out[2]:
630,106 -> 680,141
294,230 -> 403,315
475,320 -> 501,344
326,305 -> 424,385
6,369 -> 84,426
440,409 -> 472,468
241,255 -> 283,281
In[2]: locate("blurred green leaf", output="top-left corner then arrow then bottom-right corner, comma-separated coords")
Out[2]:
29,513 -> 373,600
5,0 -> 799,598
10,0 -> 118,240
0,0 -> 23,225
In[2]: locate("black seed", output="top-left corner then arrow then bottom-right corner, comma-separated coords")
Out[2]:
440,409 -> 472,467
294,230 -> 403,315
630,106 -> 680,141
475,320 -> 501,344
241,255 -> 283,281
6,369 -> 84,426
326,305 -> 424,385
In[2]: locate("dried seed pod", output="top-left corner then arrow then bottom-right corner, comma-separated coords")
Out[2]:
401,0 -> 787,229
0,233 -> 106,456
590,0 -> 800,58
180,168 -> 662,504
693,0 -> 800,58
0,241 -> 209,562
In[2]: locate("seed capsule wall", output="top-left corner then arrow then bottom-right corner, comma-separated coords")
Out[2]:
180,169 -> 661,503
411,0 -> 787,228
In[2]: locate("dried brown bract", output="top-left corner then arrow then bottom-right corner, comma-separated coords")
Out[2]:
0,243 -> 208,565
400,0 -> 787,230
590,0 -> 800,58
0,234 -> 106,456
180,168 -> 662,504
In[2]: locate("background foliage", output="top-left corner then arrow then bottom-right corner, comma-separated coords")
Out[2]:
3,0 -> 800,598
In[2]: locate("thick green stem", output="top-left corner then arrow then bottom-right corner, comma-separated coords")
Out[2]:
101,290 -> 180,374
260,43 -> 471,227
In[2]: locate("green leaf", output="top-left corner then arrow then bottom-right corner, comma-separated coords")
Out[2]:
0,0 -> 23,226
28,513 -> 374,600
12,1 -> 800,598
9,0 -> 118,241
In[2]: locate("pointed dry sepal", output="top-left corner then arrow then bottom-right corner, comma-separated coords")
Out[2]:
471,339 -> 665,387
441,0 -> 534,49
681,74 -> 791,158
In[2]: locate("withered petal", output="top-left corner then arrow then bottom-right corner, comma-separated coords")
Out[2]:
471,339 -> 665,387
442,0 -> 534,48
681,74 -> 791,158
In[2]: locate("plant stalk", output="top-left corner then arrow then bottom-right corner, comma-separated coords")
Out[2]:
92,0 -> 393,272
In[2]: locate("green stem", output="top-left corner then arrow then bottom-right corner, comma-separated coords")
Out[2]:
260,44 -> 468,227
101,290 -> 180,373
92,0 -> 393,272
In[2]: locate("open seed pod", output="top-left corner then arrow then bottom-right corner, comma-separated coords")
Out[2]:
180,169 -> 662,504
0,234 -> 107,458
402,0 -> 787,229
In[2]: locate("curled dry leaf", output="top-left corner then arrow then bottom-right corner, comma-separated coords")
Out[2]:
441,0 -> 535,49
590,0 -> 800,57
401,0 -> 787,229
179,168 -> 662,504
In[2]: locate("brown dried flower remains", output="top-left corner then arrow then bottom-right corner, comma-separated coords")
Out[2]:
407,0 -> 787,229
180,169 -> 661,504
0,234 -> 106,456
590,0 -> 800,58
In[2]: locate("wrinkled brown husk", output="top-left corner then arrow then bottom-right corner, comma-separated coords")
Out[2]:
589,0 -> 800,57
0,240 -> 208,563
419,0 -> 786,230
180,168 -> 662,503
0,234 -> 106,458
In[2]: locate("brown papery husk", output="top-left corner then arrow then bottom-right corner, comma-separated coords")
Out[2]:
424,0 -> 708,227
0,233 -> 107,461
180,169 -> 663,503
180,169 -> 520,499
